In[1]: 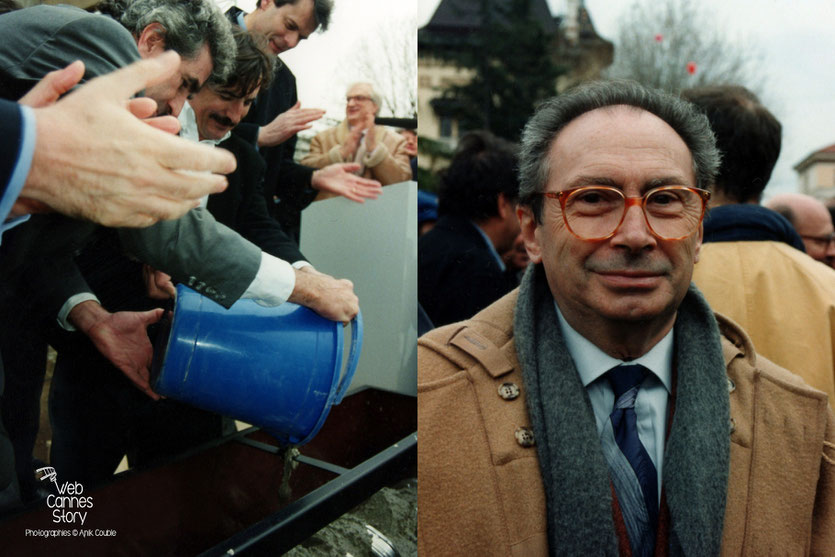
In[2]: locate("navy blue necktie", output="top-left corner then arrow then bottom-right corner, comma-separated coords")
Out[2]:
608,364 -> 659,552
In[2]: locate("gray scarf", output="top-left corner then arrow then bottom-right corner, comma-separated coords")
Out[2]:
515,264 -> 729,556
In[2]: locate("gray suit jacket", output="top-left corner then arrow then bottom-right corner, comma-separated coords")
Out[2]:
0,5 -> 260,313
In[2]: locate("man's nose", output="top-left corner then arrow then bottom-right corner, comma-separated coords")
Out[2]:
228,99 -> 246,121
611,204 -> 656,251
286,32 -> 299,50
168,92 -> 188,118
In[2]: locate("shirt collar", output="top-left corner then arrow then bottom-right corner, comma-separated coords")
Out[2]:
178,101 -> 230,146
236,10 -> 247,29
554,301 -> 673,393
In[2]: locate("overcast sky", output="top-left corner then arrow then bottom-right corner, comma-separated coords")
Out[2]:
230,0 -> 416,135
418,0 -> 835,198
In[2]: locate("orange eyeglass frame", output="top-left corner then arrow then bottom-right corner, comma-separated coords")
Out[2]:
539,185 -> 711,241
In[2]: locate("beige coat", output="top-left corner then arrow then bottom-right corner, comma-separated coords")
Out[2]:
693,240 -> 835,402
418,290 -> 835,556
300,120 -> 412,198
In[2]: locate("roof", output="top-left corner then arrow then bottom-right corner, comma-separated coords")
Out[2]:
421,0 -> 560,35
794,143 -> 835,173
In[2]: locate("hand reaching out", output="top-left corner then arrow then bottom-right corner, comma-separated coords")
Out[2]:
311,163 -> 382,202
257,101 -> 325,147
13,52 -> 238,228
69,301 -> 162,400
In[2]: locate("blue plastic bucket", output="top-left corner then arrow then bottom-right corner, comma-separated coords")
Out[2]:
151,285 -> 362,445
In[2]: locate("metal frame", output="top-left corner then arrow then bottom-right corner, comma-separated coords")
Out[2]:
199,431 -> 417,556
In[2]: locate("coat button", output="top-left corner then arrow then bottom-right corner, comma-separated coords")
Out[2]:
727,378 -> 735,393
498,382 -> 520,400
515,427 -> 535,448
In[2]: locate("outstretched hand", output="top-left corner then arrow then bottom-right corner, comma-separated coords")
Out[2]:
70,301 -> 163,400
258,101 -> 325,147
14,52 -> 238,227
311,163 -> 382,202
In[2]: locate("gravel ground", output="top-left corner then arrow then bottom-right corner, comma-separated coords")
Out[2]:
285,478 -> 416,557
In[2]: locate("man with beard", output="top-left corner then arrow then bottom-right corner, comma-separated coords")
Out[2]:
48,28 -> 365,487
0,0 -> 358,505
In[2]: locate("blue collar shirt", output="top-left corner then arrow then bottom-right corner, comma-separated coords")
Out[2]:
555,302 -> 673,502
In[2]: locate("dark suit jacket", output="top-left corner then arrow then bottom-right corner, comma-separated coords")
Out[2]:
50,132 -> 308,351
0,99 -> 22,207
418,215 -> 516,328
0,5 -> 262,311
208,133 -> 305,263
227,7 -> 318,241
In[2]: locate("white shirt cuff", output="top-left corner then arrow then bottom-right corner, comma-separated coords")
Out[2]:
57,293 -> 101,331
241,252 -> 296,307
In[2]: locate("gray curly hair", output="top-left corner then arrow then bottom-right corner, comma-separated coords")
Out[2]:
98,0 -> 235,82
518,80 -> 720,223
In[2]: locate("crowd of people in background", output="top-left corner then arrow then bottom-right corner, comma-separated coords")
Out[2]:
0,0 -> 413,513
417,81 -> 835,553
2,0 -> 835,552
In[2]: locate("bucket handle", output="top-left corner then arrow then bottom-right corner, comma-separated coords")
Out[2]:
333,309 -> 363,404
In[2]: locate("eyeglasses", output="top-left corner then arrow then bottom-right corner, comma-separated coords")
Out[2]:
346,95 -> 372,103
538,185 -> 710,241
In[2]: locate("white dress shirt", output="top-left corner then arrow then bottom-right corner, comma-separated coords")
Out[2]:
56,102 -> 308,330
555,302 -> 672,501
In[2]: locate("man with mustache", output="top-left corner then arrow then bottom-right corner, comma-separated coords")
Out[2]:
0,0 -> 358,505
48,28 -> 365,486
418,81 -> 835,554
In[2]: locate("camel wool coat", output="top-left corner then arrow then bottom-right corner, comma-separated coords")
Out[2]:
301,120 -> 412,199
418,290 -> 835,556
693,240 -> 835,402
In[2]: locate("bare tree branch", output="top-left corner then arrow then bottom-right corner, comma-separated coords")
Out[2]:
605,0 -> 765,95
336,12 -> 417,119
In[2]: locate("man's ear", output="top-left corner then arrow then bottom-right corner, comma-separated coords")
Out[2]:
136,23 -> 167,57
518,205 -> 542,264
497,193 -> 512,220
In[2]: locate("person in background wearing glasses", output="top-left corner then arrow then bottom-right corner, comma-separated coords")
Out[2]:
417,81 -> 835,556
766,192 -> 835,268
685,86 -> 835,403
301,82 -> 412,192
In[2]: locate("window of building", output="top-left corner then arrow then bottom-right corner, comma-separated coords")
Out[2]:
439,117 -> 453,138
